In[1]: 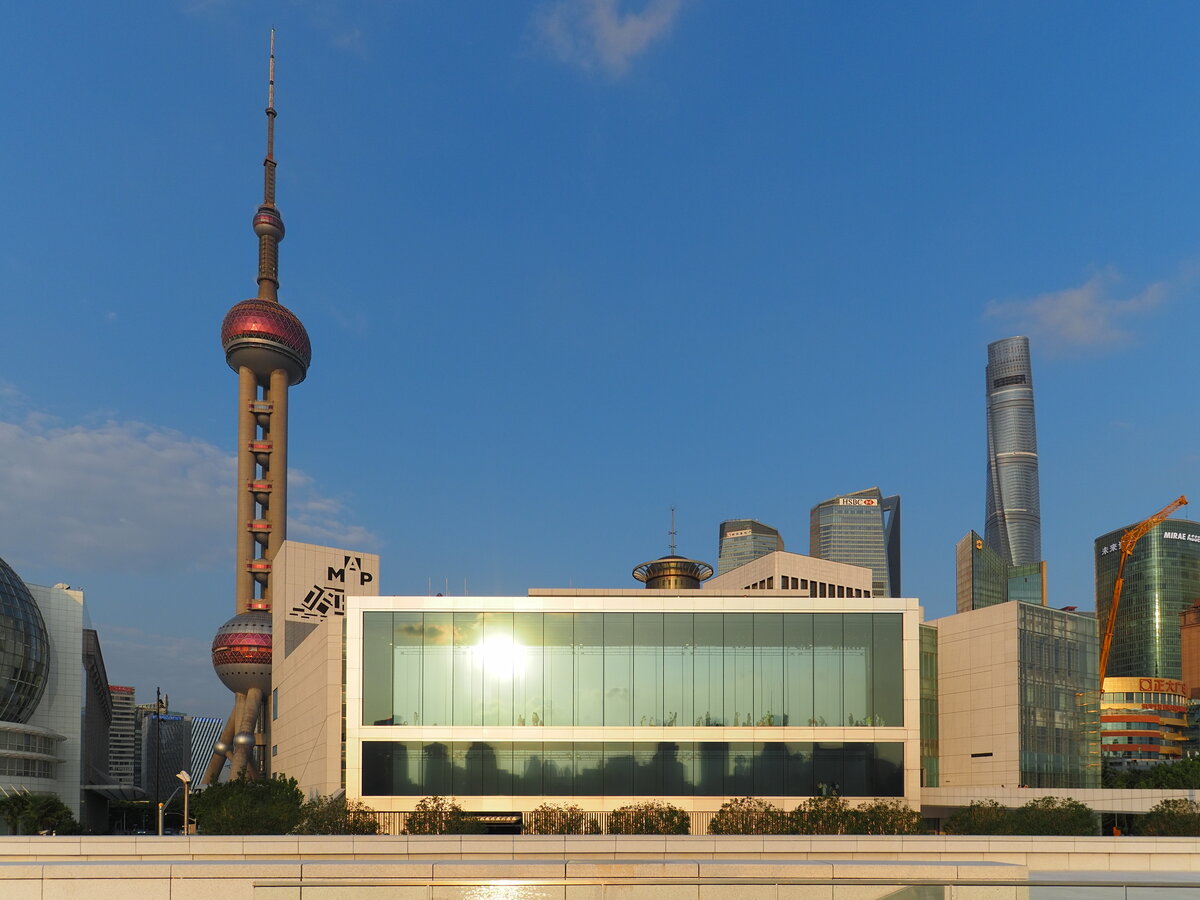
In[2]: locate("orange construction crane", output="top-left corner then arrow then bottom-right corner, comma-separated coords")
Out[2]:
1098,495 -> 1188,682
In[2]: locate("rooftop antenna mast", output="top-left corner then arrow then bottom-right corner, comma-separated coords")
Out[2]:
669,506 -> 677,556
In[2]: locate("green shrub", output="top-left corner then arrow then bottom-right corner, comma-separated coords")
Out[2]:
607,800 -> 690,835
791,795 -> 855,834
943,800 -> 1013,835
851,799 -> 925,835
192,774 -> 303,835
1011,797 -> 1096,836
293,795 -> 380,835
524,803 -> 600,835
708,797 -> 787,834
1138,798 -> 1200,836
402,796 -> 485,834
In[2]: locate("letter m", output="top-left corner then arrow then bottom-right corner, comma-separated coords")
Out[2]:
327,566 -> 346,583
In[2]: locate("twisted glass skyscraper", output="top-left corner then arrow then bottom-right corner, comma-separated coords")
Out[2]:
984,336 -> 1041,566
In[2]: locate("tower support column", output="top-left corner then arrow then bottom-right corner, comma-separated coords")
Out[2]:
237,366 -> 258,614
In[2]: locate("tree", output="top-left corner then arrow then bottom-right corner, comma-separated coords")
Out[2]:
1107,759 -> 1200,789
0,793 -> 79,835
708,797 -> 787,835
1139,799 -> 1200,836
607,801 -> 690,835
524,803 -> 599,835
192,774 -> 303,835
943,800 -> 1013,835
1011,797 -> 1096,836
294,795 -> 380,835
851,799 -> 925,835
402,796 -> 485,835
791,795 -> 856,834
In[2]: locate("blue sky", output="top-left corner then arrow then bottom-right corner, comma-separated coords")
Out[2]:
3,1 -> 1200,716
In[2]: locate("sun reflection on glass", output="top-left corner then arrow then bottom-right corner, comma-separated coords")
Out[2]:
475,635 -> 527,678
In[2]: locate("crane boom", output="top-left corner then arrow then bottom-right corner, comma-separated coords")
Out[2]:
1098,495 -> 1188,682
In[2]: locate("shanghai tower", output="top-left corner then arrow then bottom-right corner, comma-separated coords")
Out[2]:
984,336 -> 1041,566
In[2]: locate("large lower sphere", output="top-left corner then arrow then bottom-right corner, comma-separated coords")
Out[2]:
211,611 -> 272,695
0,557 -> 49,723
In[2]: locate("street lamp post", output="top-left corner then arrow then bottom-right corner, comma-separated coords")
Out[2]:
177,770 -> 192,835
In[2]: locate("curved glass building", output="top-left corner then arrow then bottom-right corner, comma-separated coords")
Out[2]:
1095,518 -> 1200,679
984,336 -> 1041,566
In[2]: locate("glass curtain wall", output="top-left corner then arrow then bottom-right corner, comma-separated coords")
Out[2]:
362,740 -> 906,797
362,612 -> 904,729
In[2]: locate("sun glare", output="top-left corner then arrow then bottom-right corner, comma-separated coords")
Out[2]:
475,635 -> 526,678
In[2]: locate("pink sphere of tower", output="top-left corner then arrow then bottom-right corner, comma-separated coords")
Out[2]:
211,611 -> 273,695
221,298 -> 311,385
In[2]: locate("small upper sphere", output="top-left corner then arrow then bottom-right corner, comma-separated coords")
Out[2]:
0,556 -> 50,724
253,205 -> 285,240
222,298 -> 311,385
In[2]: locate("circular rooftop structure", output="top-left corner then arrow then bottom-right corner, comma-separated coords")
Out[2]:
632,555 -> 713,590
0,557 -> 49,724
221,298 -> 310,385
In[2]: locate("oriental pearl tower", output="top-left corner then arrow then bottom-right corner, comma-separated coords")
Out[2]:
202,32 -> 311,784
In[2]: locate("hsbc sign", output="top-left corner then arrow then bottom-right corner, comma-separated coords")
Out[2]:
837,498 -> 878,506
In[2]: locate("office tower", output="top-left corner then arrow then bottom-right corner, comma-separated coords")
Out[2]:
189,717 -> 224,781
716,519 -> 784,575
810,488 -> 901,597
205,34 -> 311,784
1095,518 -> 1200,680
955,531 -> 1046,613
984,336 -> 1041,567
1182,601 -> 1200,701
137,706 -> 193,804
108,686 -> 136,784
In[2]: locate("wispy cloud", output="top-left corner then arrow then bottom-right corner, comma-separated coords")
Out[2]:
984,268 -> 1167,351
0,417 -> 376,575
534,0 -> 685,76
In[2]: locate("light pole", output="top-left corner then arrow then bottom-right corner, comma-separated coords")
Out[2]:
177,770 -> 192,835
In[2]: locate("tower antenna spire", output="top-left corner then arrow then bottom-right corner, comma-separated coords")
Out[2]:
253,29 -> 284,300
669,506 -> 677,556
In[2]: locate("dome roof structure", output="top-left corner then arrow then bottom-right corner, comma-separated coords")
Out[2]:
0,557 -> 49,723
221,298 -> 311,384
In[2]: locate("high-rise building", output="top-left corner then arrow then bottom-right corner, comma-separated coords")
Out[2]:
809,488 -> 901,597
955,530 -> 1046,613
932,601 -> 1099,789
984,336 -> 1041,567
189,717 -> 224,781
716,519 -> 784,575
137,706 -> 192,804
1095,518 -> 1200,680
205,34 -> 311,784
108,686 -> 136,785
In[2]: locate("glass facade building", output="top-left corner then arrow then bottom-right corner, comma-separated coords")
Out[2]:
716,520 -> 784,576
809,488 -> 901,597
346,595 -> 920,816
1095,518 -> 1200,680
955,530 -> 1046,613
984,336 -> 1042,567
362,611 -> 904,729
1016,604 -> 1099,788
1100,676 -> 1189,768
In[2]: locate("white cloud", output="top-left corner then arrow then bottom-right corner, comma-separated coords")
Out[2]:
535,0 -> 685,76
984,268 -> 1166,350
0,417 -> 376,575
